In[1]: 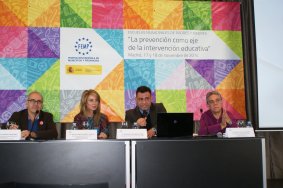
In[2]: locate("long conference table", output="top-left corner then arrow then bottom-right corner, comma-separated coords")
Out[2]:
0,137 -> 266,188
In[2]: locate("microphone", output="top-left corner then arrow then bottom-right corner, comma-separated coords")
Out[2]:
35,110 -> 40,119
194,108 -> 204,136
199,108 -> 209,135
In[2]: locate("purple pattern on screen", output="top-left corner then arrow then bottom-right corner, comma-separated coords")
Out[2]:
214,60 -> 239,86
28,28 -> 60,58
187,60 -> 239,88
188,60 -> 215,87
124,90 -> 156,111
0,90 -> 26,123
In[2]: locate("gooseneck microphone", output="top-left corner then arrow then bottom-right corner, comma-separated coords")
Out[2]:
200,108 -> 209,135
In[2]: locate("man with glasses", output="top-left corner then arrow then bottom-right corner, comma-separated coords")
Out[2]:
125,86 -> 167,138
198,91 -> 237,136
7,91 -> 58,140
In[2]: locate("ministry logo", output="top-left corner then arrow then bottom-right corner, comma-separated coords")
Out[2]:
74,37 -> 93,55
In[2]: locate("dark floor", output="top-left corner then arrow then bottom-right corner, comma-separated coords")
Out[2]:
268,179 -> 283,188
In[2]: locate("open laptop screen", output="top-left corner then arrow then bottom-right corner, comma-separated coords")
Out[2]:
157,113 -> 194,137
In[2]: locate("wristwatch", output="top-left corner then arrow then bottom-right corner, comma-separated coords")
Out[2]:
152,128 -> 157,135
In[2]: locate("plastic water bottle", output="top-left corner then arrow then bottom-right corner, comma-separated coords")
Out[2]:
237,120 -> 244,127
86,121 -> 89,129
72,122 -> 77,130
246,121 -> 253,128
121,121 -> 128,129
132,122 -> 139,129
216,132 -> 223,138
6,122 -> 10,129
82,121 -> 87,129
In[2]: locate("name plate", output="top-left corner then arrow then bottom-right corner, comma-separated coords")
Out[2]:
0,130 -> 21,140
116,129 -> 147,139
225,127 -> 255,138
66,130 -> 97,140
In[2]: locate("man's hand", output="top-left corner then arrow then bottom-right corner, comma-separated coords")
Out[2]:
8,123 -> 18,129
221,110 -> 232,129
223,110 -> 232,125
21,130 -> 30,139
147,128 -> 156,138
136,117 -> 147,127
30,132 -> 37,138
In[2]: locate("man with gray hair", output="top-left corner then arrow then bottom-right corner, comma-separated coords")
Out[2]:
6,91 -> 58,140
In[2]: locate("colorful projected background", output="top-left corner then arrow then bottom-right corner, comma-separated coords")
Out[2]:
0,0 -> 246,123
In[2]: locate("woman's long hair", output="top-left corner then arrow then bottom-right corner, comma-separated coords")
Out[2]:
80,89 -> 101,126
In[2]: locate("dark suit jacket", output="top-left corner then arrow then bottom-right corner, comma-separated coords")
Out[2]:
125,103 -> 167,129
8,109 -> 58,139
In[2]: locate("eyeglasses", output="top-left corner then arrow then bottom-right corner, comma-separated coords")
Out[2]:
28,99 -> 42,105
208,98 -> 222,105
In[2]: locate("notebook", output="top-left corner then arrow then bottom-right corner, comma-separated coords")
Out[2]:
157,113 -> 194,137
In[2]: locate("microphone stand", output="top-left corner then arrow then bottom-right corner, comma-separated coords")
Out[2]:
142,110 -> 148,118
141,110 -> 148,129
199,108 -> 209,135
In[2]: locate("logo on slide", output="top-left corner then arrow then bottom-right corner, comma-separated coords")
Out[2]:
74,37 -> 93,55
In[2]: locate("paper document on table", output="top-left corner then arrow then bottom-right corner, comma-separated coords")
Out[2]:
116,129 -> 147,139
66,130 -> 97,140
225,127 -> 255,138
0,130 -> 21,140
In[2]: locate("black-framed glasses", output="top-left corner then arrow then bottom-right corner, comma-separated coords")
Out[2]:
28,99 -> 42,105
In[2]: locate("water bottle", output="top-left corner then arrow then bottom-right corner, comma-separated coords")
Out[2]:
121,121 -> 128,129
82,121 -> 89,129
216,132 -> 223,138
246,121 -> 253,128
237,120 -> 244,127
86,121 -> 89,129
6,122 -> 10,129
72,122 -> 77,130
132,122 -> 139,129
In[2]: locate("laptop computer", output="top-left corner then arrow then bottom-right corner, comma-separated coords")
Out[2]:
157,113 -> 194,137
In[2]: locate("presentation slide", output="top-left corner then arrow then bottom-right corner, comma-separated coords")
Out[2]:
254,0 -> 283,128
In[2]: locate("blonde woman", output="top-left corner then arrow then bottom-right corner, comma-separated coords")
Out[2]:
74,89 -> 109,139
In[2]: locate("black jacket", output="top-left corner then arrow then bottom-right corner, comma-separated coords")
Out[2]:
8,109 -> 58,139
125,103 -> 167,129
